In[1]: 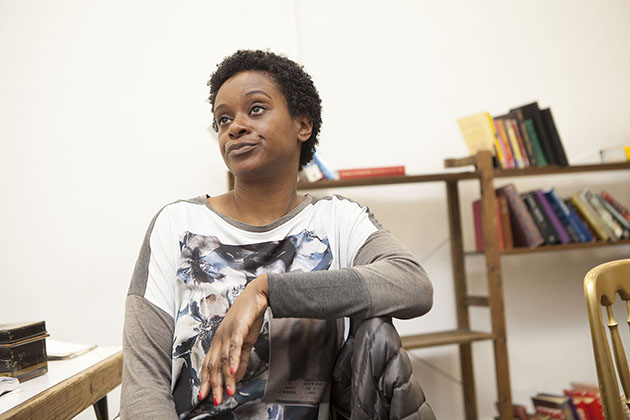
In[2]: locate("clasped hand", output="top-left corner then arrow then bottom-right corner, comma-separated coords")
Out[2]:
199,274 -> 269,405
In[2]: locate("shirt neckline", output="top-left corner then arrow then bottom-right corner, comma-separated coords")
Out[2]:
203,194 -> 313,233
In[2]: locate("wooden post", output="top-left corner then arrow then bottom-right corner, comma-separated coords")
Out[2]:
477,151 -> 513,420
446,179 -> 478,420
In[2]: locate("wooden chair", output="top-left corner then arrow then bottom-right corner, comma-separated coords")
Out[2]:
584,258 -> 630,419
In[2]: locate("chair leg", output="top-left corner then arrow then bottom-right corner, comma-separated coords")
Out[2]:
93,396 -> 108,420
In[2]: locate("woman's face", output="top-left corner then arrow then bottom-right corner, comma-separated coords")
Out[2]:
213,71 -> 311,181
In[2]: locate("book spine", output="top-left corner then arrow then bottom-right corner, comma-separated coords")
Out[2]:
598,195 -> 630,233
544,189 -> 583,243
497,184 -> 544,248
524,119 -> 548,166
494,119 -> 515,168
535,190 -> 571,244
498,194 -> 513,250
519,102 -> 558,165
584,189 -> 623,240
312,151 -> 336,180
522,192 -> 559,244
503,118 -> 526,168
508,118 -> 531,167
337,166 -> 405,179
570,194 -> 611,241
600,190 -> 630,222
541,108 -> 569,166
512,109 -> 538,166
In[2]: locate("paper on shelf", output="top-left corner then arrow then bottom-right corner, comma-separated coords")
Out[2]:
46,339 -> 97,360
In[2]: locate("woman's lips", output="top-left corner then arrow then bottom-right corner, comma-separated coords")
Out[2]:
227,142 -> 258,156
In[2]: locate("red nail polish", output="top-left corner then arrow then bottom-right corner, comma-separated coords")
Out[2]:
226,386 -> 233,396
214,396 -> 219,406
199,390 -> 203,400
230,366 -> 235,375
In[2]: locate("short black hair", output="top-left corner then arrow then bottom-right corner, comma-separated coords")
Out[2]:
208,50 -> 322,170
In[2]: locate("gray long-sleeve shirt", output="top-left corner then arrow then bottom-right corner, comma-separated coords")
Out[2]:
121,194 -> 433,420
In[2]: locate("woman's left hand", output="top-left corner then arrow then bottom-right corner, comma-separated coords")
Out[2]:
199,274 -> 269,405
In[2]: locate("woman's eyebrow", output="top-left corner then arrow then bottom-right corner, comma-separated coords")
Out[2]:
245,89 -> 271,99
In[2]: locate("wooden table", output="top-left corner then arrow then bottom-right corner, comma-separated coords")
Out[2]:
0,347 -> 122,420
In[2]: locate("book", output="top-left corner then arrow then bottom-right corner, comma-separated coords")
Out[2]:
511,102 -> 558,165
544,189 -> 587,243
584,189 -> 624,240
46,339 -> 97,360
508,118 -> 531,167
600,190 -> 630,222
498,195 -> 514,250
534,190 -> 571,244
496,184 -> 544,248
301,161 -> 324,183
567,200 -> 598,241
510,109 -> 538,167
494,119 -> 515,169
495,115 -> 526,168
456,112 -> 498,156
540,108 -> 569,166
523,118 -> 549,167
565,385 -> 605,420
597,194 -> 630,237
569,193 -> 612,241
522,192 -> 559,245
532,393 -> 579,420
312,151 -> 336,180
473,197 -> 505,252
337,166 -> 405,179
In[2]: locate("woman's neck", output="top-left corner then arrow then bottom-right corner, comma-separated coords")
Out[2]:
213,174 -> 303,226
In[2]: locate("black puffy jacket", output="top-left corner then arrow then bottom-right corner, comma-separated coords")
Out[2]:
330,317 -> 436,420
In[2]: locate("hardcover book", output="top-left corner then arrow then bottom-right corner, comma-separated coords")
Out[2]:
523,119 -> 548,166
544,189 -> 586,243
584,189 -> 624,240
534,190 -> 570,244
532,393 -> 579,420
569,193 -> 612,241
540,108 -> 569,166
337,166 -> 405,179
496,184 -> 544,248
511,102 -> 557,165
0,321 -> 49,382
472,197 -> 505,252
600,190 -> 630,222
510,109 -> 538,166
522,192 -> 559,245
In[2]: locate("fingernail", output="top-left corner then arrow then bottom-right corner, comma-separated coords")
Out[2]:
199,390 -> 203,400
214,396 -> 219,406
230,366 -> 235,375
226,386 -> 233,396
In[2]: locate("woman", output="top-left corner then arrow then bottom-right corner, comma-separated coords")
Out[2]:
121,50 -> 433,420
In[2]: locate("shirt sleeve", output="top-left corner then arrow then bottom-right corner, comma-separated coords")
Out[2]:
268,208 -> 433,320
121,207 -> 179,420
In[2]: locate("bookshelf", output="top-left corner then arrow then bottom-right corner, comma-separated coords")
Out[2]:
289,151 -> 630,420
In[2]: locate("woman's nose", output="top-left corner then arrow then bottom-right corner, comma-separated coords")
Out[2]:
228,115 -> 250,139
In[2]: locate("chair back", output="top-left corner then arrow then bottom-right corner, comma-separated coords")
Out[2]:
584,258 -> 630,419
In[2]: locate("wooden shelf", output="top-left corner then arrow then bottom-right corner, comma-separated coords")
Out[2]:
492,161 -> 630,179
296,161 -> 629,191
465,239 -> 630,256
401,329 -> 494,350
297,171 -> 477,190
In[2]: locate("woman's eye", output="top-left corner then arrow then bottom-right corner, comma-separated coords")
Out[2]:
250,105 -> 264,114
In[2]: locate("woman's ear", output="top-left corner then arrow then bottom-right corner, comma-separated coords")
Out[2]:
295,115 -> 313,143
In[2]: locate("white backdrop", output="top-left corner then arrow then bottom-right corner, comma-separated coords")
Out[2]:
1,1 -> 629,419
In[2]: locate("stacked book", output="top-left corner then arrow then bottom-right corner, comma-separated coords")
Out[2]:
300,150 -> 405,183
473,185 -> 630,251
496,382 -> 620,420
457,101 -> 569,169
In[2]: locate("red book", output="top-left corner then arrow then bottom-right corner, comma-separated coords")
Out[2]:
337,166 -> 405,179
600,190 -> 630,222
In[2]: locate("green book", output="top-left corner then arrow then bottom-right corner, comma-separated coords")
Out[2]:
524,119 -> 548,166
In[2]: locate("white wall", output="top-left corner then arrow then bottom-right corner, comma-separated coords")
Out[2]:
1,1 -> 628,419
